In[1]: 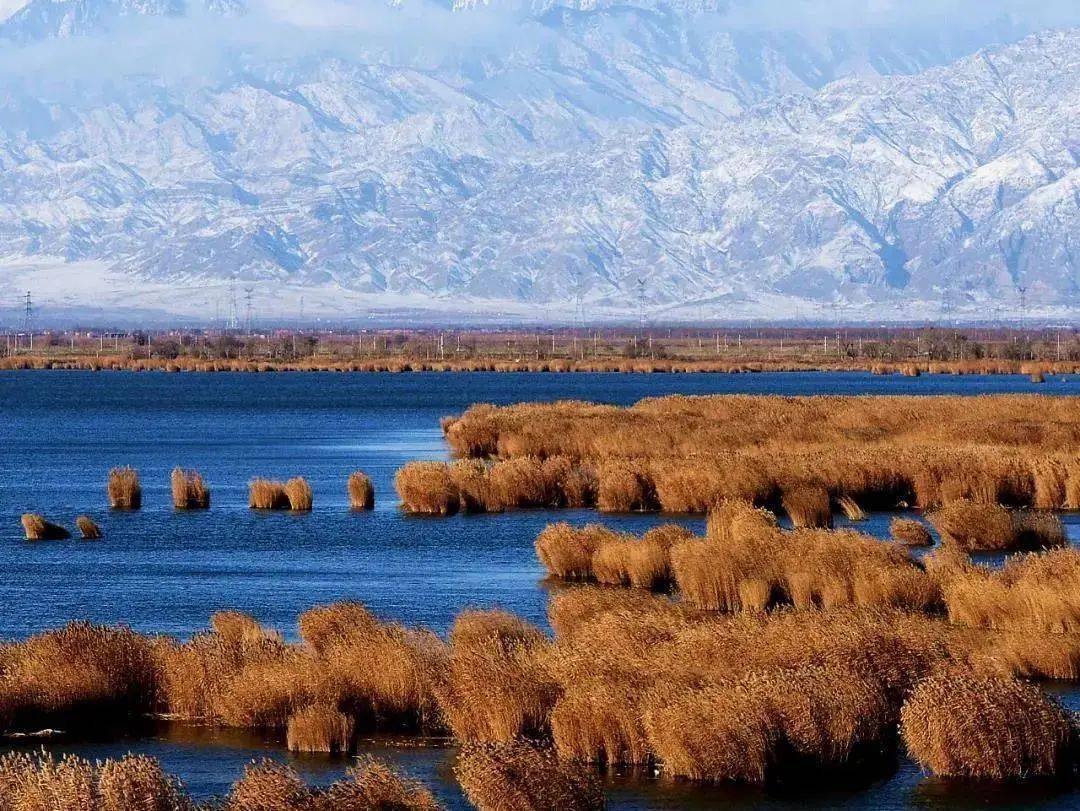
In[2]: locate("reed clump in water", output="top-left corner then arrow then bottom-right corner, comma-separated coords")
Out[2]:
591,525 -> 693,590
782,484 -> 832,528
889,518 -> 932,547
436,395 -> 1080,514
20,514 -> 69,541
900,668 -> 1075,778
225,758 -> 442,811
936,547 -> 1080,636
929,501 -> 1066,552
836,495 -> 867,521
107,466 -> 141,510
287,705 -> 355,754
396,462 -> 460,515
249,478 -> 290,510
0,623 -> 160,730
395,457 -> 596,515
0,752 -> 192,811
75,515 -> 101,539
171,468 -> 210,509
534,524 -> 622,581
285,478 -> 313,512
455,741 -> 604,811
156,604 -> 446,734
436,610 -> 556,744
348,471 -> 375,510
0,752 -> 441,811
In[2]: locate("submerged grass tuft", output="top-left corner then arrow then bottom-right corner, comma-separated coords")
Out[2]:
107,467 -> 141,510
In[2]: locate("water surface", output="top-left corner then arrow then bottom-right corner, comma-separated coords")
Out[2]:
1,370 -> 1078,808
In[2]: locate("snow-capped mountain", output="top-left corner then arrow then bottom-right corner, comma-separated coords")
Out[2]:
0,0 -> 1077,322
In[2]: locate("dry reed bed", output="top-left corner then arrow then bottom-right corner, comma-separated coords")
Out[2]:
929,500 -> 1066,551
107,466 -> 141,510
171,468 -> 210,509
455,741 -> 604,811
349,471 -> 376,510
249,477 -> 312,511
4,595 -> 1080,785
0,751 -> 440,810
4,352 -> 1079,376
414,395 -> 1080,515
20,514 -> 69,541
900,669 -> 1075,779
75,515 -> 101,539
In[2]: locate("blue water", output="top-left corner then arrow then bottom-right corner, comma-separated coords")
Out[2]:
1,370 -> 1078,808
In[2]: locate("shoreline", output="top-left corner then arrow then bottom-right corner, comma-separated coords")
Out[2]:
2,355 -> 1079,376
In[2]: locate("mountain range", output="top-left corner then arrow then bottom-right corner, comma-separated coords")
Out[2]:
0,0 -> 1077,324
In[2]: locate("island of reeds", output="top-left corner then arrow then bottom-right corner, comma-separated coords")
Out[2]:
5,504 -> 1080,803
395,394 -> 1080,516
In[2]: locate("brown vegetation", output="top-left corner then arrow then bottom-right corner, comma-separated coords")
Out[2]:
936,547 -> 1080,636
171,468 -> 210,509
285,478 -> 313,512
929,501 -> 1066,551
20,514 -> 69,541
426,395 -> 1080,515
0,752 -> 191,811
76,515 -> 102,539
4,585 -> 1080,790
287,705 -> 355,754
901,669 -> 1075,778
781,484 -> 832,528
455,741 -> 604,811
0,750 -> 440,810
889,518 -> 932,547
225,758 -> 442,811
249,479 -> 290,510
436,611 -> 555,744
0,623 -> 160,730
396,462 -> 460,515
836,495 -> 867,522
395,456 -> 597,515
107,466 -> 142,510
348,471 -> 376,510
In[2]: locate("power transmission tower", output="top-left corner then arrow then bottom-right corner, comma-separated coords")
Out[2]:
244,287 -> 254,334
1018,285 -> 1028,329
22,291 -> 32,351
227,278 -> 239,332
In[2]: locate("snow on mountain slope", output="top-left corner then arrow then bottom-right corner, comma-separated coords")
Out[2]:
0,0 -> 1077,322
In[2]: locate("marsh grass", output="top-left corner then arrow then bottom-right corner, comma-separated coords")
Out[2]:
107,467 -> 141,510
0,623 -> 159,730
836,495 -> 867,521
396,462 -> 460,515
930,501 -> 1067,552
225,758 -> 442,811
249,479 -> 290,510
455,741 -> 604,811
20,514 -> 69,541
285,478 -> 313,512
171,468 -> 210,509
434,396 -> 1080,515
287,705 -> 355,754
75,516 -> 101,540
436,611 -> 556,744
901,669 -> 1075,778
889,518 -> 932,547
781,484 -> 832,528
348,472 -> 375,510
0,752 -> 191,811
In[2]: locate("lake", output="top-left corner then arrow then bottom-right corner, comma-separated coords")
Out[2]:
1,369 -> 1078,808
